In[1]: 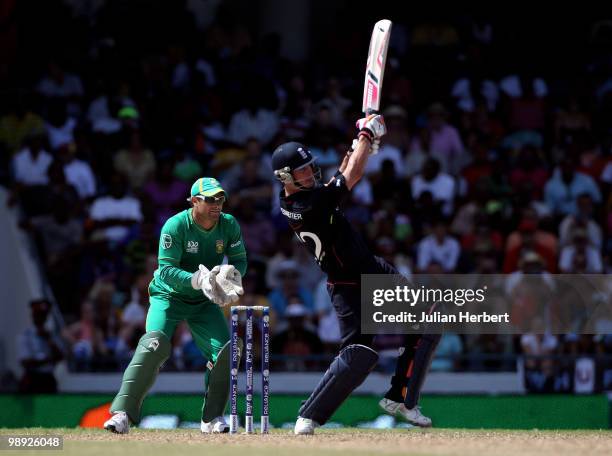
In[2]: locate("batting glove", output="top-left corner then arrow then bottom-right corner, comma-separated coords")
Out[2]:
351,135 -> 380,155
356,114 -> 386,142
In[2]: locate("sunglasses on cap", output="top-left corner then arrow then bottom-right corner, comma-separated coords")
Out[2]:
196,194 -> 226,204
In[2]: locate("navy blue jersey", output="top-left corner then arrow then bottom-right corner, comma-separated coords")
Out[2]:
279,176 -> 380,282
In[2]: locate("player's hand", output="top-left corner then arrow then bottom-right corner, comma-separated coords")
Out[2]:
356,114 -> 386,142
191,264 -> 211,290
216,265 -> 244,301
192,265 -> 227,305
351,132 -> 381,155
370,139 -> 380,154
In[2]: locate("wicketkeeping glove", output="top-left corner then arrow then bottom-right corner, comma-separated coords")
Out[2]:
191,264 -> 227,306
215,265 -> 244,304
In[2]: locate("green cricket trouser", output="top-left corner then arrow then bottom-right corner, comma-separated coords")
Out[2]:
146,292 -> 230,363
109,290 -> 230,423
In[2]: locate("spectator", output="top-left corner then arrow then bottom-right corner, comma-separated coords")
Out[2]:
10,130 -> 52,187
500,71 -> 548,134
40,161 -> 81,216
234,195 -> 277,257
227,86 -> 279,146
364,140 -> 405,177
141,160 -> 189,234
279,75 -> 311,140
62,301 -> 108,370
222,138 -> 273,188
305,104 -> 344,167
416,218 -> 461,272
36,60 -> 84,116
544,157 -> 601,217
0,93 -> 45,154
559,228 -> 603,273
554,96 -> 592,148
521,330 -> 558,393
88,174 -> 143,243
18,300 -> 63,393
44,101 -> 77,150
57,142 -> 97,200
424,103 -> 467,175
113,129 -> 156,191
430,333 -> 463,371
222,156 -> 273,211
372,159 -> 408,202
121,274 -> 149,328
313,278 -> 341,349
509,146 -> 549,199
558,193 -> 602,249
25,196 -> 83,314
313,77 -> 351,128
411,157 -> 456,216
270,302 -> 324,371
86,79 -> 126,135
451,71 -> 499,113
9,130 -> 53,215
267,260 -> 315,318
503,218 -> 557,273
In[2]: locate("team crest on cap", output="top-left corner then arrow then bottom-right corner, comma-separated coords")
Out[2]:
215,239 -> 224,254
162,234 -> 172,249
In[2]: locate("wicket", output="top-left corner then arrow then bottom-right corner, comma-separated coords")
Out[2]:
230,305 -> 270,434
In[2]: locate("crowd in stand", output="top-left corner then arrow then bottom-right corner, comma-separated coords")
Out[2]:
3,3 -> 612,393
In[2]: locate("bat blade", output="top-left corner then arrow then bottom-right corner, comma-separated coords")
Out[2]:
362,19 -> 392,115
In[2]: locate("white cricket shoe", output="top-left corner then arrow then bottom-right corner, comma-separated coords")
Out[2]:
201,416 -> 229,433
379,398 -> 402,415
379,398 -> 432,427
294,416 -> 319,435
104,411 -> 130,434
396,404 -> 432,427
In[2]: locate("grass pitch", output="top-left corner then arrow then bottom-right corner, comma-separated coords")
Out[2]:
1,428 -> 611,456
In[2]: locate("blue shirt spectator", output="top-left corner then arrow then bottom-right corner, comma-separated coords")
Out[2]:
544,160 -> 601,216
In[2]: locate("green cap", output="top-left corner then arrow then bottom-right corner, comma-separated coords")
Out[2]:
190,177 -> 226,199
118,106 -> 139,120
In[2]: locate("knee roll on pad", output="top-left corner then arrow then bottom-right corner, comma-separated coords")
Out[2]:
298,344 -> 378,425
137,331 -> 172,359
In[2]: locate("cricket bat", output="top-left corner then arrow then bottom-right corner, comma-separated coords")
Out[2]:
362,19 -> 392,115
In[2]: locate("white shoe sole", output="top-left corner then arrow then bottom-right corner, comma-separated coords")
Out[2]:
104,424 -> 128,434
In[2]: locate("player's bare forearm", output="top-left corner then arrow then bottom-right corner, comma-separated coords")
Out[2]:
339,150 -> 350,173
327,151 -> 351,185
342,137 -> 371,190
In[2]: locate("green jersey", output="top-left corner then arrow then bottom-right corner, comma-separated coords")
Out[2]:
150,209 -> 247,303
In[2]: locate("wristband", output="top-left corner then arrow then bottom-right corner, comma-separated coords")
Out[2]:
358,129 -> 373,143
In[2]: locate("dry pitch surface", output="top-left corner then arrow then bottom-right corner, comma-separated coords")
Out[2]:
1,428 -> 612,456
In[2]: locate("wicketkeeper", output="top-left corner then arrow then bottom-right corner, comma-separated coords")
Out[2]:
104,177 -> 247,434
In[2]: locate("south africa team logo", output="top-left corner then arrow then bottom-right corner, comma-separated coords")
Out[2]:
161,234 -> 172,249
215,239 -> 224,254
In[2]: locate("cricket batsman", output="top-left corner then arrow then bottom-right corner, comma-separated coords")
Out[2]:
104,177 -> 247,434
272,116 -> 440,434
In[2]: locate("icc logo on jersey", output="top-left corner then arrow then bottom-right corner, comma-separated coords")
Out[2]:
216,239 -> 224,254
161,234 -> 172,249
186,240 -> 199,253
